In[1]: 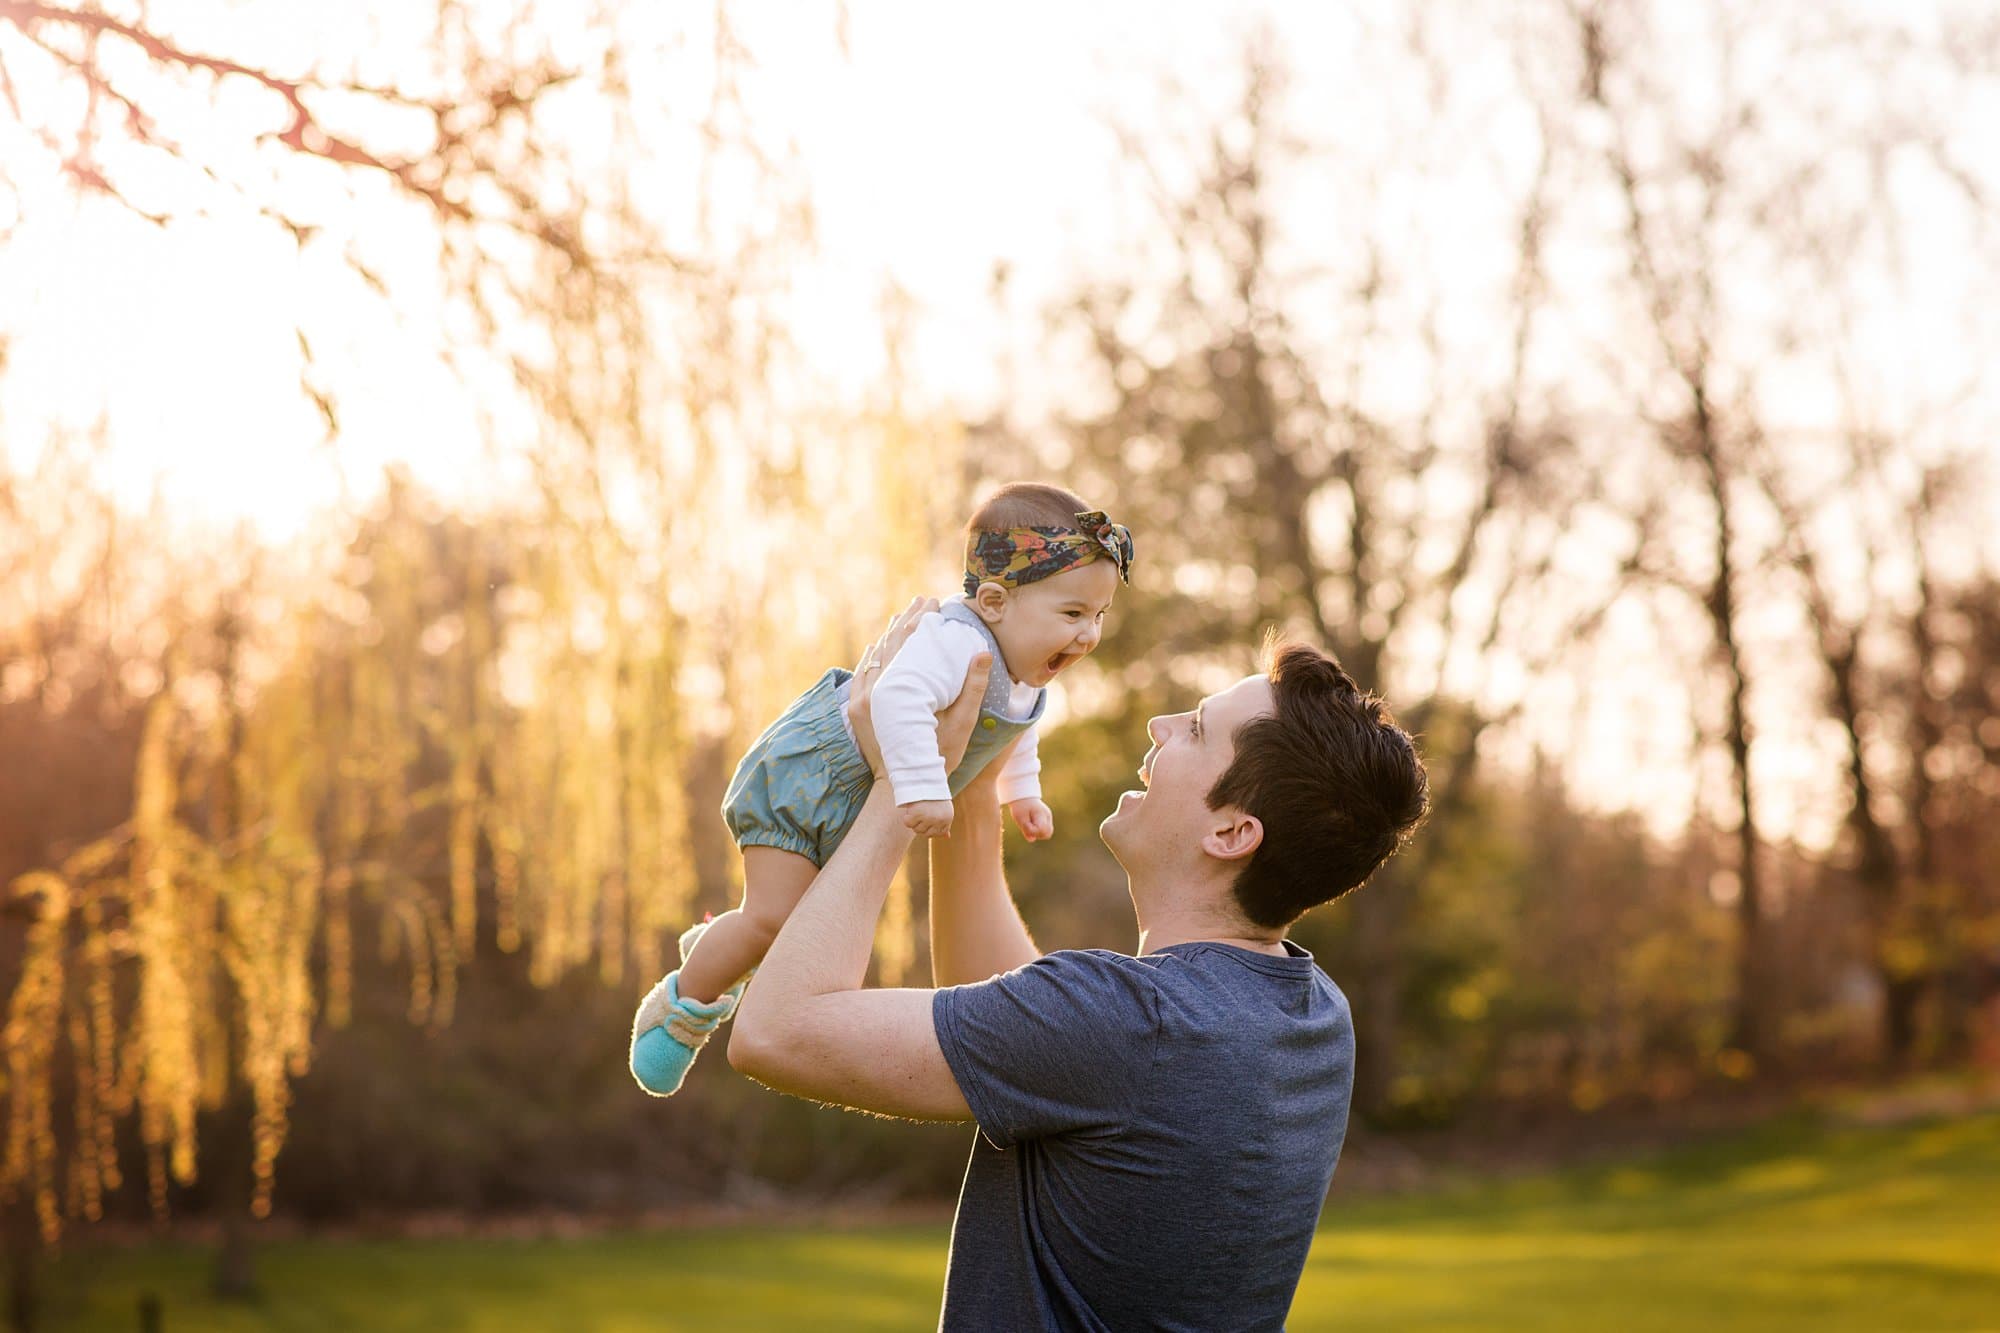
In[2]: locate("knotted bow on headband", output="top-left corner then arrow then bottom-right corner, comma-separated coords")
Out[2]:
963,510 -> 1136,596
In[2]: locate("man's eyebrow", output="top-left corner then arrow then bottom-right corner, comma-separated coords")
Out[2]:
1194,701 -> 1206,736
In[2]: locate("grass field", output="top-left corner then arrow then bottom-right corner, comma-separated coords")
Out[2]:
48,1109 -> 2000,1331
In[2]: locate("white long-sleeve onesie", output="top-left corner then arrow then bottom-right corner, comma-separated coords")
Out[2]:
866,607 -> 1042,807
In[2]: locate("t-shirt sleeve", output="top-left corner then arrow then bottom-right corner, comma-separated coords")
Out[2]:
931,950 -> 1161,1149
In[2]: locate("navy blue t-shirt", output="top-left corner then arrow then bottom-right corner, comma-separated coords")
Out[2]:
930,940 -> 1354,1332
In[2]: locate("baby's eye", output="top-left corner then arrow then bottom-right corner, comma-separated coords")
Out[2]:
1065,610 -> 1083,620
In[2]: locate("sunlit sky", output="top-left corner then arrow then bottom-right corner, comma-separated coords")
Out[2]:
3,1 -> 1996,852
3,1 -> 1266,529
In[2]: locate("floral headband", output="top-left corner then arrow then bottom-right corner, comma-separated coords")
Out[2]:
963,509 -> 1136,596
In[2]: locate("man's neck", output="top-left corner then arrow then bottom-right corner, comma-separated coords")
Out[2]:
1128,860 -> 1296,956
1133,892 -> 1289,957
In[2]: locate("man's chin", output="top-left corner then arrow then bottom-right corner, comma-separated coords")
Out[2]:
1098,791 -> 1144,859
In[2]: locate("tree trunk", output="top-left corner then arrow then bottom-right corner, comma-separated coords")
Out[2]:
208,1079 -> 263,1299
3,1202 -> 38,1333
1883,974 -> 1925,1068
1723,649 -> 1771,1061
1825,641 -> 1911,1069
206,608 -> 262,1303
1903,532 -> 1961,1061
1696,420 -> 1772,1065
1720,592 -> 1768,1048
1348,866 -> 1409,1119
213,1212 -> 259,1302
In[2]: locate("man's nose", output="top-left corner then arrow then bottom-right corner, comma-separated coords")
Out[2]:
1147,715 -> 1168,745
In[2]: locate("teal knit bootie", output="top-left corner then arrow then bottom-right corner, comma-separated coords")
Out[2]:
628,921 -> 754,1097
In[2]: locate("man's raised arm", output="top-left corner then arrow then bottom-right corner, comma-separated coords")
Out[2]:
930,762 -> 1040,987
726,782 -> 971,1119
725,596 -> 993,1120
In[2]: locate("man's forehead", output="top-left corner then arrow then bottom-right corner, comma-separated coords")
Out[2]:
1204,674 -> 1274,729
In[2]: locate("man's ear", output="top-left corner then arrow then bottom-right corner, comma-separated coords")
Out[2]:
972,582 -> 1009,624
1201,808 -> 1263,863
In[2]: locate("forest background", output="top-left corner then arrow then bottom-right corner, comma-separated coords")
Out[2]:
2,0 -> 1999,1325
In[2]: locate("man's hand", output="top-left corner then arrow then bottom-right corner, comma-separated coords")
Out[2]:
931,732 -> 1042,987
847,597 -> 991,776
952,734 -> 1018,809
725,591 -> 995,1122
902,798 -> 955,838
1008,797 -> 1054,842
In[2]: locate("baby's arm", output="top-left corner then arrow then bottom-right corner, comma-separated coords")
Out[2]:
870,617 -> 987,834
999,727 -> 1053,842
995,725 -> 1042,804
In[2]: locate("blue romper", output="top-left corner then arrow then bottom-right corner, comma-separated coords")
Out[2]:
721,602 -> 1047,867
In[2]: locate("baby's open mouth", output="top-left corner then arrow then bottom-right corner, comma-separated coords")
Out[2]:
1046,649 -> 1079,674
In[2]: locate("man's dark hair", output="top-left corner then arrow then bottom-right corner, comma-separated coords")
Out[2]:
967,481 -> 1091,534
1207,637 -> 1429,928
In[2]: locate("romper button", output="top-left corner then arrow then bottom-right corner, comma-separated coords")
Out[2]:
981,717 -> 998,730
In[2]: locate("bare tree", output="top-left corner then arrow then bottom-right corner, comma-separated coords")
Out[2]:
1034,30 -> 1630,1116
1560,0 -> 1809,1063
0,0 -> 624,433
1562,0 -> 2000,1067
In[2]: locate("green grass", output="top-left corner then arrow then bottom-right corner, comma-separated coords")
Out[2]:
48,1110 -> 2000,1331
1292,1109 -> 2000,1331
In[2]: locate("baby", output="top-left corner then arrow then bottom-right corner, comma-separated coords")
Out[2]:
629,481 -> 1134,1096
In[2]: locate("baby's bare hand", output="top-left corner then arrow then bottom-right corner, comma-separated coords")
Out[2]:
1009,798 -> 1054,842
902,799 -> 955,838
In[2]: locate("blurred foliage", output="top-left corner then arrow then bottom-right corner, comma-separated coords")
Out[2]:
989,4 -> 2000,1122
0,0 -> 956,1285
0,9 -> 1998,1319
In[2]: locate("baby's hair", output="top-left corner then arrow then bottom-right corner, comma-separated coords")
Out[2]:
966,481 -> 1092,535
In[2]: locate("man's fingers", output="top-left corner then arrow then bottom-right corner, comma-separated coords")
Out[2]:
955,652 -> 991,713
874,596 -> 939,665
933,651 -> 991,769
849,596 -> 943,777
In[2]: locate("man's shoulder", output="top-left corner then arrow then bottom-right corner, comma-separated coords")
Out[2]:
1029,944 -> 1332,990
1038,945 -> 1143,963
1136,942 -> 1351,1032
955,949 -> 1165,1034
1014,946 -> 1165,990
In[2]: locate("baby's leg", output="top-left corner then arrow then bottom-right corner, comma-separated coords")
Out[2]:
676,846 -> 819,1003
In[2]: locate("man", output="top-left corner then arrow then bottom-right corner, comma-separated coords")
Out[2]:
730,599 -> 1429,1331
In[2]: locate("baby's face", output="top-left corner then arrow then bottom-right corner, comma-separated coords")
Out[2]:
989,558 -> 1121,687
